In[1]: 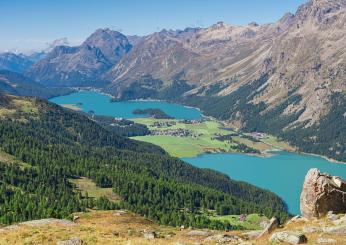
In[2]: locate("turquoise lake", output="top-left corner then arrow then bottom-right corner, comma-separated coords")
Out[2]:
51,91 -> 346,215
182,152 -> 346,214
49,91 -> 202,120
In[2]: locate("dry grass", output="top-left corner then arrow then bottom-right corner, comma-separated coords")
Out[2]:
70,177 -> 120,202
0,210 -> 240,245
0,150 -> 31,168
0,210 -> 345,244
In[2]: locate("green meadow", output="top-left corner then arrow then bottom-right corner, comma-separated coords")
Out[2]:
132,118 -> 290,158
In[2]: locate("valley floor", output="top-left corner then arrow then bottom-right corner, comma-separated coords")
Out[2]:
131,118 -> 294,158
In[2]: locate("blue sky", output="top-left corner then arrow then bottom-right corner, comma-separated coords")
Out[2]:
0,0 -> 306,52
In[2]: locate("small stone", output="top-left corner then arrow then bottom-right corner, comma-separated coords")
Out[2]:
269,231 -> 307,244
316,237 -> 337,244
114,210 -> 127,216
143,231 -> 156,239
56,237 -> 82,245
73,215 -> 80,222
326,211 -> 339,221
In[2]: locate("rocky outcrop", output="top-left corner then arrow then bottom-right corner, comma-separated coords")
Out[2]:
257,217 -> 278,238
143,230 -> 157,239
300,168 -> 346,218
269,231 -> 307,244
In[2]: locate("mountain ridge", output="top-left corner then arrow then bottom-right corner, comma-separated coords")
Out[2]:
18,0 -> 346,161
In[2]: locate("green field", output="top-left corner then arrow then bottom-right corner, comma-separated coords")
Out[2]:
131,118 -> 291,158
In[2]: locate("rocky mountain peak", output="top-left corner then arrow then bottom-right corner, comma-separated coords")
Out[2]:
211,21 -> 229,30
248,21 -> 259,27
278,12 -> 295,26
82,28 -> 132,63
295,0 -> 346,23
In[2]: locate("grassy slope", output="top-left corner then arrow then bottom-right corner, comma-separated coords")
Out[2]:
132,118 -> 292,158
210,213 -> 267,230
70,177 -> 120,203
1,210 -> 345,245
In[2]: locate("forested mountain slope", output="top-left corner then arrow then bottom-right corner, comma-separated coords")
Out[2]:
0,70 -> 72,99
0,93 -> 289,228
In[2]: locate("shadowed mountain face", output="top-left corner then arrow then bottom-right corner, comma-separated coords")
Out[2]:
0,70 -> 71,99
26,29 -> 132,87
0,53 -> 34,73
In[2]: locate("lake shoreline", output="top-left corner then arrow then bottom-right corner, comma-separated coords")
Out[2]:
50,90 -> 345,165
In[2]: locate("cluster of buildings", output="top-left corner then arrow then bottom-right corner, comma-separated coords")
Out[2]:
151,121 -> 177,128
249,132 -> 268,140
151,128 -> 201,138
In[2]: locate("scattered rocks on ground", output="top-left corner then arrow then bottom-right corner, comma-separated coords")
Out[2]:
257,217 -> 278,238
238,242 -> 254,245
187,230 -> 210,237
300,168 -> 346,218
316,237 -> 337,244
303,225 -> 321,233
269,231 -> 307,244
0,224 -> 20,233
242,230 -> 262,239
204,234 -> 240,243
56,237 -> 82,245
323,225 -> 346,235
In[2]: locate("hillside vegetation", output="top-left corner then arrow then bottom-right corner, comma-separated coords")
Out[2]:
0,93 -> 289,228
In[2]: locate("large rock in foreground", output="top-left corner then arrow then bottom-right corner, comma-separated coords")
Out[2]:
300,168 -> 346,218
269,231 -> 307,244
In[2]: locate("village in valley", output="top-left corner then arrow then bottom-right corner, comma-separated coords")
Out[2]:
131,117 -> 292,158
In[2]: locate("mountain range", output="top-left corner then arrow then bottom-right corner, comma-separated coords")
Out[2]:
0,0 -> 344,161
